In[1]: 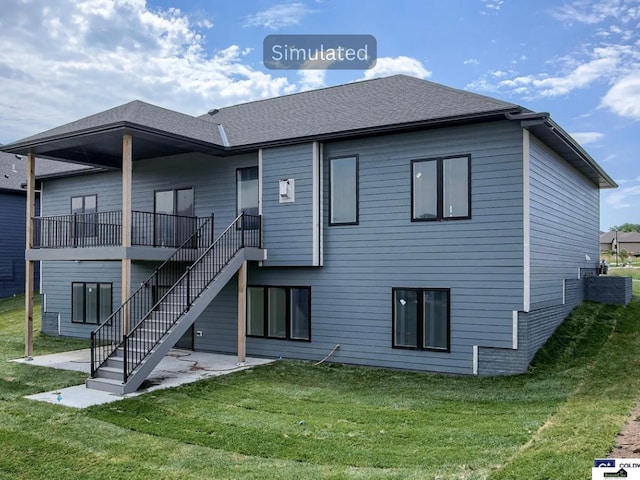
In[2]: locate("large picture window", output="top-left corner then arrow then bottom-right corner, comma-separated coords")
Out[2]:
393,288 -> 449,351
72,282 -> 112,324
247,286 -> 311,341
412,155 -> 470,221
329,155 -> 358,225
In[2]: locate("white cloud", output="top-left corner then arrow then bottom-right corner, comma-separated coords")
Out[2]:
570,131 -> 604,145
463,58 -> 479,65
551,0 -> 640,25
297,69 -> 327,90
244,3 -> 315,30
361,56 -> 431,80
499,46 -> 623,97
0,0 -> 302,142
605,184 -> 640,209
468,44 -> 637,101
482,0 -> 505,12
601,72 -> 640,120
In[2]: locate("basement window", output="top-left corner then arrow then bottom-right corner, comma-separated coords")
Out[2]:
71,282 -> 112,324
247,286 -> 311,341
393,288 -> 449,351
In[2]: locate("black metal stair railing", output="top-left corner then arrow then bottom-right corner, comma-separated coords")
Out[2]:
122,213 -> 261,382
90,214 -> 215,377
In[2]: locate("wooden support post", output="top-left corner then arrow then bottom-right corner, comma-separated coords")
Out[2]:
237,260 -> 247,365
24,152 -> 36,360
121,134 -> 132,334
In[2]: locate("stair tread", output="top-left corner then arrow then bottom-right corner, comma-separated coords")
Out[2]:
87,377 -> 124,385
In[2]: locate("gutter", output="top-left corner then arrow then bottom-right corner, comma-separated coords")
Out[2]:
504,111 -> 617,189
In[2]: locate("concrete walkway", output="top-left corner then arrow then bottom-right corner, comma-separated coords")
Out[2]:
13,349 -> 274,409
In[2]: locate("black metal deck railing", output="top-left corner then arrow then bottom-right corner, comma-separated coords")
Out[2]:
32,210 -> 206,249
90,213 -> 261,382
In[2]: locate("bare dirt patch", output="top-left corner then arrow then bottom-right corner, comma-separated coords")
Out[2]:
610,399 -> 640,458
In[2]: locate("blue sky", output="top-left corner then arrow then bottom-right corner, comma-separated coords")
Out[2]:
0,0 -> 638,230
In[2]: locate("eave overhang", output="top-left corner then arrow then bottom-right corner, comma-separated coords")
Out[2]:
506,112 -> 617,189
1,122 -> 228,169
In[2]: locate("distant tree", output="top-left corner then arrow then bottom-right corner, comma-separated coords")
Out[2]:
610,223 -> 640,232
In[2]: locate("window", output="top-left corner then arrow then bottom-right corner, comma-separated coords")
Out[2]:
247,286 -> 311,341
329,156 -> 358,225
412,155 -> 470,221
237,166 -> 259,229
72,282 -> 112,324
71,194 -> 97,239
154,188 -> 195,247
393,288 -> 449,351
237,166 -> 259,217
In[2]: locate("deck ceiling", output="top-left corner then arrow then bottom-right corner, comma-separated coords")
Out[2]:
3,126 -> 227,169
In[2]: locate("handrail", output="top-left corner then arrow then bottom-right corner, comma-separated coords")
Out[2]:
90,214 -> 215,377
33,210 -> 204,249
121,213 -> 261,382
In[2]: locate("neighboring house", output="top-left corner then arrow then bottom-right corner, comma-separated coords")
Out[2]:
600,231 -> 640,257
0,151 -> 89,298
1,75 -> 619,393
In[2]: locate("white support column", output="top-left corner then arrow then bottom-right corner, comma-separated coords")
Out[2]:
121,134 -> 132,334
24,152 -> 36,360
237,260 -> 247,365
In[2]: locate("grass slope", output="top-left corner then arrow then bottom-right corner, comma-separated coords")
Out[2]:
0,293 -> 638,479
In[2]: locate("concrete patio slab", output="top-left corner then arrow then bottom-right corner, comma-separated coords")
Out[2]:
13,349 -> 274,409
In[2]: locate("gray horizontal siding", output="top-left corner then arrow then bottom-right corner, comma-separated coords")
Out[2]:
0,192 -> 27,298
131,152 -> 258,238
41,170 -> 123,216
262,144 -> 314,266
528,134 -> 600,309
41,261 -> 122,338
197,121 -> 526,375
41,152 -> 259,239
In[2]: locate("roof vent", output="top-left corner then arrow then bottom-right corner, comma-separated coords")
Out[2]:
208,108 -> 219,116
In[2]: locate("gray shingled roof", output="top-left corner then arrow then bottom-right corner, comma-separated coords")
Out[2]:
16,100 -> 224,146
0,151 -> 92,192
600,231 -> 640,243
199,74 -> 520,146
0,74 -> 616,188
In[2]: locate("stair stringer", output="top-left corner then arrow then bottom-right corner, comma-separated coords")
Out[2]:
86,246 -> 266,394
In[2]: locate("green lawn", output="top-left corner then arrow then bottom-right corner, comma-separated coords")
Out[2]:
0,293 -> 639,479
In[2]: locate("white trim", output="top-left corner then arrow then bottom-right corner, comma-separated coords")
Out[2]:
577,267 -> 581,280
43,292 -> 46,312
562,279 -> 566,305
472,345 -> 478,375
57,312 -> 61,336
512,311 -> 518,350
312,142 -> 320,266
257,149 -> 264,267
258,149 -> 263,216
319,143 -> 324,266
523,129 -> 531,312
